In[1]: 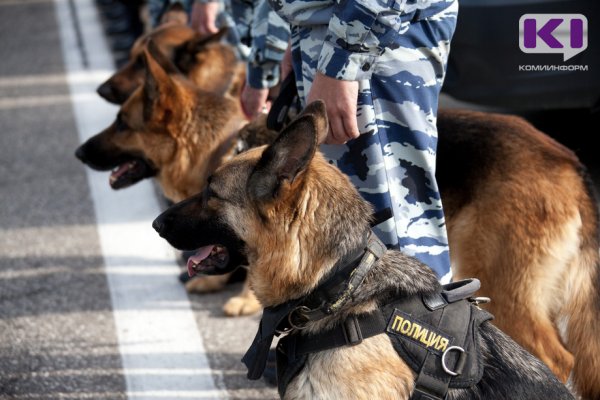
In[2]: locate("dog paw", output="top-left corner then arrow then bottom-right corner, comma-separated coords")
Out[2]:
185,275 -> 228,293
223,295 -> 262,317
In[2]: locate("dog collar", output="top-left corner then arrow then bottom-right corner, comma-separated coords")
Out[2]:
241,231 -> 386,380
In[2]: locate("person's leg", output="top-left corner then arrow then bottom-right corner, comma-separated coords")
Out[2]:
377,2 -> 458,277
367,2 -> 458,278
221,0 -> 251,59
289,2 -> 457,279
291,26 -> 405,251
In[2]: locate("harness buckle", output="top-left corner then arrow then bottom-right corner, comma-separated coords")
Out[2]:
468,297 -> 491,308
288,306 -> 311,330
342,315 -> 363,346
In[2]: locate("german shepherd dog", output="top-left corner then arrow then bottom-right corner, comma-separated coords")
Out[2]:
77,40 -> 600,396
76,38 -> 269,314
76,41 -> 247,202
96,23 -> 241,105
152,101 -> 575,399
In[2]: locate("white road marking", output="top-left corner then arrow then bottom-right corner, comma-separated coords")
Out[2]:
0,93 -> 97,110
4,368 -> 245,379
53,0 -> 225,398
0,72 -> 107,87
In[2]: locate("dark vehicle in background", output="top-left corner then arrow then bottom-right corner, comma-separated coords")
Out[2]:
443,0 -> 600,111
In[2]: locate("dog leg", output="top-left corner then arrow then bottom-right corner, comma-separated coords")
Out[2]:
457,257 -> 576,382
449,194 -> 582,383
493,309 -> 574,383
222,279 -> 261,317
185,273 -> 230,293
564,249 -> 600,399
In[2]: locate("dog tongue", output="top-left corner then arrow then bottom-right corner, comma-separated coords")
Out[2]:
187,245 -> 215,277
110,162 -> 134,182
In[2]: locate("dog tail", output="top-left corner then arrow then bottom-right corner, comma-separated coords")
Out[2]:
565,166 -> 600,399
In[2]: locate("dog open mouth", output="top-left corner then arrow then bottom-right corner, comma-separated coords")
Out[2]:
109,159 -> 156,189
187,244 -> 231,277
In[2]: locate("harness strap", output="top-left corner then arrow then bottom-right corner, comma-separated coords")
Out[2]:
293,311 -> 387,356
410,302 -> 472,400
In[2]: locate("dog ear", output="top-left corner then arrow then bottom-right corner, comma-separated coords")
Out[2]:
184,28 -> 229,54
146,39 -> 180,75
141,40 -> 177,121
248,101 -> 327,202
297,100 -> 329,143
159,2 -> 188,25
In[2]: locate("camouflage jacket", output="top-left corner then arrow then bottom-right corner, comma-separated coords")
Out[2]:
196,0 -> 290,89
269,0 -> 455,81
246,0 -> 290,89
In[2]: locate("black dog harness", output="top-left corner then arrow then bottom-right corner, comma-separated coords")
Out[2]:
242,233 -> 492,399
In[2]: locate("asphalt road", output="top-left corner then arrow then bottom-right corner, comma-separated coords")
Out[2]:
0,1 -> 275,399
0,1 -> 598,400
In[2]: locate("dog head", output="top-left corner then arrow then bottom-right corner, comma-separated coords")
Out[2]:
158,2 -> 189,26
97,25 -> 233,104
153,101 -> 373,305
77,40 -> 242,200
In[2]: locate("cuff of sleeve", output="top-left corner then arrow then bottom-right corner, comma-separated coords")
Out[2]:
247,62 -> 280,89
317,41 -> 378,81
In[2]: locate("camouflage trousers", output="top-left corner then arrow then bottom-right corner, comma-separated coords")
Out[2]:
290,1 -> 458,279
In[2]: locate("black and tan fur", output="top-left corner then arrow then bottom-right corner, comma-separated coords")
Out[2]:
76,41 -> 246,202
79,35 -> 600,397
437,110 -> 600,396
152,101 -> 575,399
96,24 -> 243,104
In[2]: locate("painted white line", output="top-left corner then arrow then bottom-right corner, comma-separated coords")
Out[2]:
7,391 -> 225,399
4,368 -> 245,379
53,0 -> 225,399
0,93 -> 97,110
0,72 -> 107,87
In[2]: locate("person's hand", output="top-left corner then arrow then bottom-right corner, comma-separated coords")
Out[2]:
241,83 -> 270,119
306,72 -> 359,145
190,2 -> 220,36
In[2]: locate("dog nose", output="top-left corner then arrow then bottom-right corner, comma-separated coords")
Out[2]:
96,82 -> 115,103
74,145 -> 86,162
152,217 -> 164,234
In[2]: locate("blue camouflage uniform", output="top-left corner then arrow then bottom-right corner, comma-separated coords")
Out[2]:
269,0 -> 458,280
147,0 -> 249,56
147,0 -> 193,27
148,0 -> 290,91
246,0 -> 290,90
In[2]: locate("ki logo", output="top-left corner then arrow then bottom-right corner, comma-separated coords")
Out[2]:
519,14 -> 588,61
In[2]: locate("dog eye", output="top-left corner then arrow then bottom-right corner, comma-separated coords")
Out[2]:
115,113 -> 129,132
